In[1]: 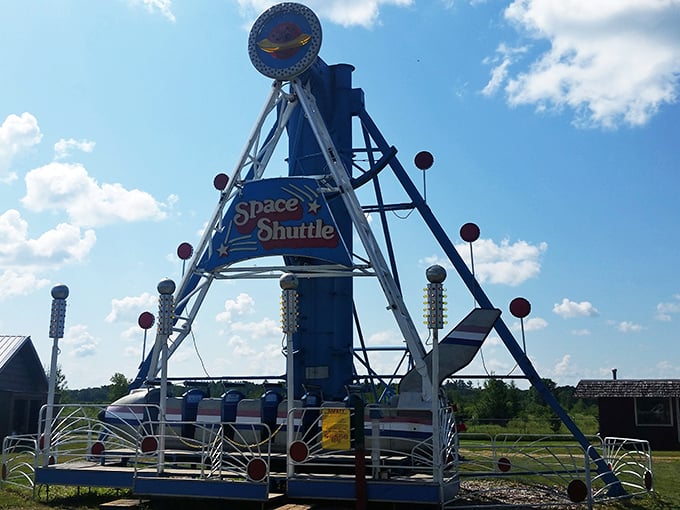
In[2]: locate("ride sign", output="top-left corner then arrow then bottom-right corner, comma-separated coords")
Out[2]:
205,177 -> 352,269
321,407 -> 351,450
248,2 -> 322,80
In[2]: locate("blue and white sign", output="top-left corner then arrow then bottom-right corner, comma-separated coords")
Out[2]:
204,177 -> 351,269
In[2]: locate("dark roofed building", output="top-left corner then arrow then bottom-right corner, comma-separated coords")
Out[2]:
0,336 -> 48,442
575,379 -> 680,450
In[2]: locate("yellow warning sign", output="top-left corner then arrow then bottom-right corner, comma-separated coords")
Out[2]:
321,407 -> 351,450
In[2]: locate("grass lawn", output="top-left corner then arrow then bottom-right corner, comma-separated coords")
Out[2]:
0,486 -> 132,510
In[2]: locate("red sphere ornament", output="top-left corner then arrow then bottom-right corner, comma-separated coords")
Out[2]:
567,479 -> 588,502
141,436 -> 158,453
289,440 -> 309,462
138,311 -> 155,330
460,222 -> 480,243
213,173 -> 229,191
498,457 -> 511,472
510,297 -> 531,319
90,441 -> 105,456
177,242 -> 193,260
414,151 -> 434,170
246,458 -> 268,481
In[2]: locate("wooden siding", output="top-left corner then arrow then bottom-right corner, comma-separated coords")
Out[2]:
0,345 -> 48,393
597,396 -> 679,450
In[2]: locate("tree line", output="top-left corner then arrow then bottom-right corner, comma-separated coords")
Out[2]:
444,378 -> 598,434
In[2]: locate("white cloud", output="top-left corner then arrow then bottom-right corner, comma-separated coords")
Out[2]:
553,298 -> 599,318
136,0 -> 176,22
366,329 -> 400,346
54,138 -> 96,160
553,353 -> 573,377
511,316 -> 547,333
468,238 -> 547,285
484,335 -> 502,347
122,324 -> 145,341
655,294 -> 680,321
484,1 -> 680,128
216,293 -> 256,322
0,209 -> 96,300
616,321 -> 642,333
0,270 -> 50,301
571,328 -> 591,336
106,292 -> 156,323
482,44 -> 528,96
221,336 -> 282,376
22,162 -> 168,227
423,238 -> 547,286
26,222 -> 96,262
124,345 -> 142,359
230,317 -> 281,338
227,334 -> 257,356
655,360 -> 678,377
0,209 -> 97,300
0,112 -> 42,182
63,324 -> 99,357
237,0 -> 413,28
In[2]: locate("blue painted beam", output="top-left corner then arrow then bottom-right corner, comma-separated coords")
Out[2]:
35,466 -> 134,489
133,475 -> 269,500
356,107 -> 625,495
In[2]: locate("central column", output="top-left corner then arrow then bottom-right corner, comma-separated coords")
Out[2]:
285,61 -> 358,401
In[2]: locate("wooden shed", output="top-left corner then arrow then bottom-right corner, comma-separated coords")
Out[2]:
575,379 -> 680,450
0,336 -> 48,442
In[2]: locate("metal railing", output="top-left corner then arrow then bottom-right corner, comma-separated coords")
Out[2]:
131,420 -> 272,484
587,437 -> 653,505
2,401 -> 654,508
449,433 -> 652,508
36,403 -> 156,467
285,405 -> 458,485
1,434 -> 38,491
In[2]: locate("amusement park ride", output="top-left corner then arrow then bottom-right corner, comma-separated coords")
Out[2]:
1,3 -> 654,508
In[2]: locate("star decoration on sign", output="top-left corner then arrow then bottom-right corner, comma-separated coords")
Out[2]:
307,199 -> 321,214
218,244 -> 229,257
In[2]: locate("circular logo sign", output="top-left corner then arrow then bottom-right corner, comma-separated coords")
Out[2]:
248,2 -> 322,80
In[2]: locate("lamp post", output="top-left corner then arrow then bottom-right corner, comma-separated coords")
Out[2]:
280,273 -> 299,478
43,284 -> 69,466
156,278 -> 176,474
425,265 -> 446,487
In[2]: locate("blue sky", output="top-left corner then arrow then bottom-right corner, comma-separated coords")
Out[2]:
1,0 -> 679,390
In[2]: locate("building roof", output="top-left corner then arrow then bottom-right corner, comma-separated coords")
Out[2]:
0,335 -> 48,386
575,379 -> 680,398
0,335 -> 30,372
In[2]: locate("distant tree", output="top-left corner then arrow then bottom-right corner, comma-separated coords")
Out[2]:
474,378 -> 521,425
44,364 -> 68,403
527,378 -> 562,433
109,373 -> 131,401
63,386 -> 110,403
45,364 -> 68,391
527,378 -> 557,407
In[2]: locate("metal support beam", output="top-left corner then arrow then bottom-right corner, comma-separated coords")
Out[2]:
292,79 -> 432,402
357,106 -> 624,494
